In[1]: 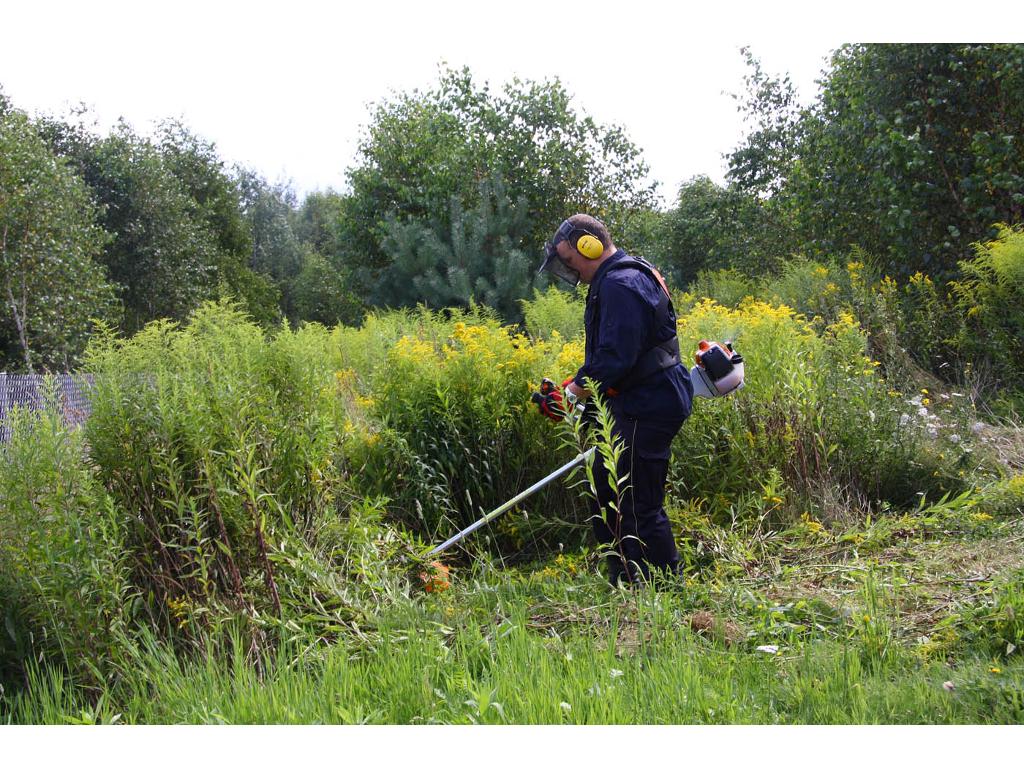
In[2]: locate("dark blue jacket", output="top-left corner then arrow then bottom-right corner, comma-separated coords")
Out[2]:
573,250 -> 693,423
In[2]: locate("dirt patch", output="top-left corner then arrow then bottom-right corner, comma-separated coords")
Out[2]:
687,610 -> 744,647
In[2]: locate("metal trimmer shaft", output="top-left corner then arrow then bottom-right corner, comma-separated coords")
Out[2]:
427,446 -> 596,557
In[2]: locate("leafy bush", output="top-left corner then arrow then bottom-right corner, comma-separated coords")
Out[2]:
976,473 -> 1024,518
520,285 -> 585,342
0,399 -> 133,688
680,268 -> 757,310
350,312 -> 588,546
952,225 -> 1024,392
80,301 -> 415,647
670,298 -> 960,523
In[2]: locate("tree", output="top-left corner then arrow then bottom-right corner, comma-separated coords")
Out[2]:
295,190 -> 347,259
75,124 -> 224,333
234,169 -> 307,320
726,47 -> 805,198
374,176 -> 536,321
0,107 -> 119,371
291,251 -> 364,326
342,65 -> 657,276
157,123 -> 282,326
730,45 -> 1024,278
660,176 -> 794,285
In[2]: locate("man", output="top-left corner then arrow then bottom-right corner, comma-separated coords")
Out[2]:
538,214 -> 693,586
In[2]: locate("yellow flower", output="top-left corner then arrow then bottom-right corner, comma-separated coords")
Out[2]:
990,666 -> 1001,674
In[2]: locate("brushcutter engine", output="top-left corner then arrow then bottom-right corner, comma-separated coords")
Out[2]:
690,340 -> 745,399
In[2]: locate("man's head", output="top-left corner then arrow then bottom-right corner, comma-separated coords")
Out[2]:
540,214 -> 615,286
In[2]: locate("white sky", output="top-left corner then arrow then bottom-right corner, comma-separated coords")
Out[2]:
2,1 -> 1020,207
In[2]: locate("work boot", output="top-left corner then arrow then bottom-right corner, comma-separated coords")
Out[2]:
604,553 -> 630,588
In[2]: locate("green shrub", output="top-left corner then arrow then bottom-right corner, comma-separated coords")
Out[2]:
0,397 -> 133,688
976,473 -> 1024,518
680,268 -> 757,310
81,301 -> 413,646
351,312 -> 588,546
951,224 -> 1024,393
670,298 -> 960,523
520,285 -> 585,342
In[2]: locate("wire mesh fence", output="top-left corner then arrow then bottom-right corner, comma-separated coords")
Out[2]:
0,373 -> 94,442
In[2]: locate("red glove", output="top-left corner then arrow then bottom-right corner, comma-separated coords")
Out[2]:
531,377 -> 566,421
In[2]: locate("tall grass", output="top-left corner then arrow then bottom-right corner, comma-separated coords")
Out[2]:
0,397 -> 134,691
6,574 -> 1022,724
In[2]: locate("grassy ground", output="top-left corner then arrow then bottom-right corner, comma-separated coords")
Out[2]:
5,504 -> 1022,724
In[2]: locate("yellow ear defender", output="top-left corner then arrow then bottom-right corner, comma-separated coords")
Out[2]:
575,233 -> 604,259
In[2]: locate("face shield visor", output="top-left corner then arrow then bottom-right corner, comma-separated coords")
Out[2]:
538,222 -> 582,287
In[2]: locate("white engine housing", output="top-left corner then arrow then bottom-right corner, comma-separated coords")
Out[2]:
690,360 -> 745,399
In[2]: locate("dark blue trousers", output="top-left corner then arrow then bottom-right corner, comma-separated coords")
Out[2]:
589,415 -> 683,583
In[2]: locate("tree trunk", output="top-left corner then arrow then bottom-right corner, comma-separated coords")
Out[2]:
0,226 -> 33,373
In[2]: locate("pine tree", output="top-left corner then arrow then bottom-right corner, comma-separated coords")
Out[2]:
374,176 -> 536,320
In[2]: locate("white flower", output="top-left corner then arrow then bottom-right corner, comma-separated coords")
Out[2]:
609,668 -> 624,679
560,702 -> 572,712
948,434 -> 961,444
755,645 -> 779,654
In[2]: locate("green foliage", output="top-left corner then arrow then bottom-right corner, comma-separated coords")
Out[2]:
6,573 -> 1024,724
291,251 -> 364,327
0,107 -> 119,371
951,225 -> 1024,387
977,473 -> 1024,518
680,268 -> 758,310
726,47 -> 805,198
671,299 -> 960,522
375,176 -> 537,321
3,294 -> 1023,724
61,122 -> 224,333
346,310 -> 586,544
520,285 -> 585,342
157,128 -> 284,328
0,398 -> 133,688
80,301 -> 415,647
295,190 -> 347,257
732,44 -> 1024,278
661,176 -> 794,286
342,65 -> 656,271
37,111 -> 283,332
236,169 -> 304,318
944,569 -> 1024,661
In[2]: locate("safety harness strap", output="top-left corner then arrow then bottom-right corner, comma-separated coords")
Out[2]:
589,256 -> 681,394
